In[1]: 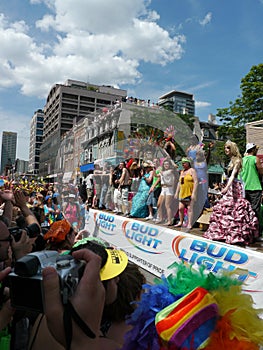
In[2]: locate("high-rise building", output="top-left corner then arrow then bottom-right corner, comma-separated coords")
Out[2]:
15,159 -> 29,174
0,131 -> 17,175
158,90 -> 195,116
39,79 -> 127,176
28,109 -> 44,175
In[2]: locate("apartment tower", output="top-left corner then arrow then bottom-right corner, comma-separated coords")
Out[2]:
0,131 -> 17,175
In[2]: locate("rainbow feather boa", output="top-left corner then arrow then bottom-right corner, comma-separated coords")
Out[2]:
121,262 -> 263,350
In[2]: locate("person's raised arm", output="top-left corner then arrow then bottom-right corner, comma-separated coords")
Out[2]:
0,190 -> 14,226
13,190 -> 40,228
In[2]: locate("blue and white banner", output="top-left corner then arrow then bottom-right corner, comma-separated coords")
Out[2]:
86,209 -> 263,310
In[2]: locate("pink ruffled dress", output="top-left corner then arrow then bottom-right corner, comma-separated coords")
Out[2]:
203,178 -> 259,245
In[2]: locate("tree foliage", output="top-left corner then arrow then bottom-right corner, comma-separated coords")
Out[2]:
217,63 -> 263,154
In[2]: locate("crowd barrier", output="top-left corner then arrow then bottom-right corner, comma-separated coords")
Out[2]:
86,209 -> 263,310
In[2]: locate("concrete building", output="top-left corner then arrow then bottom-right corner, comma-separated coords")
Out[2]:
39,79 -> 127,177
15,159 -> 29,175
28,109 -> 44,175
246,120 -> 263,156
158,90 -> 195,116
0,131 -> 17,175
58,102 -> 199,183
55,117 -> 88,184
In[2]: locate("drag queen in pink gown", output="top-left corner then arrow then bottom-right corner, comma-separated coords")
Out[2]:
203,140 -> 259,245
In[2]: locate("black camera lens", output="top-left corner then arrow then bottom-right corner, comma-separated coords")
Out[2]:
14,255 -> 40,277
9,227 -> 23,242
9,223 -> 41,242
26,223 -> 41,238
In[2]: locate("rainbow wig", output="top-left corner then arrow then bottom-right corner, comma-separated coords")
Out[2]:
122,262 -> 263,350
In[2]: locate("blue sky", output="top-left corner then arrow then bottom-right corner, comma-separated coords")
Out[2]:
0,0 -> 262,160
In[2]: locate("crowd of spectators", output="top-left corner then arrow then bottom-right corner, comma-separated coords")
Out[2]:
0,183 -> 146,349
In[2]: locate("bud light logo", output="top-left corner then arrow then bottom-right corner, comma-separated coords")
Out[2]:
172,236 -> 257,282
95,213 -> 116,236
122,221 -> 163,254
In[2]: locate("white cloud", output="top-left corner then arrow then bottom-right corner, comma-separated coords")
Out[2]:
199,12 -> 212,26
190,81 -> 216,92
195,101 -> 211,108
0,0 -> 185,98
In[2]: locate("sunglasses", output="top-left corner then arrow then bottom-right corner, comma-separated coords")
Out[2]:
0,235 -> 13,242
225,146 -> 231,150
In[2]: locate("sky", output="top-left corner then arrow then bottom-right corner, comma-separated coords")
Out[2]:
0,0 -> 263,161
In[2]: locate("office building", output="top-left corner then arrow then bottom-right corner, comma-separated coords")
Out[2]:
28,109 -> 44,175
39,79 -> 127,176
0,131 -> 17,175
15,159 -> 29,175
158,90 -> 195,116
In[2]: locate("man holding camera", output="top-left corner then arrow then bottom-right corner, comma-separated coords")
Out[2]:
0,189 -> 40,348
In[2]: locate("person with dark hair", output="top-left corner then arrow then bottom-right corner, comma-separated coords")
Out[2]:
85,170 -> 94,207
63,194 -> 80,230
29,239 -> 145,350
78,178 -> 87,203
43,196 -> 56,226
129,160 -> 154,218
112,164 -> 123,213
0,189 -> 41,349
43,219 -> 75,252
41,249 -> 105,350
115,161 -> 130,216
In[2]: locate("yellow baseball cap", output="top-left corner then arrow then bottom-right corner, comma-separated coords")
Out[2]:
100,248 -> 128,281
72,237 -> 128,281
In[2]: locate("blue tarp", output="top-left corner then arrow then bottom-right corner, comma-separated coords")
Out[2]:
80,163 -> 94,172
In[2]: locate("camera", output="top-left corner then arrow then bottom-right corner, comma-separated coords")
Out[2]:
9,223 -> 41,242
8,250 -> 85,313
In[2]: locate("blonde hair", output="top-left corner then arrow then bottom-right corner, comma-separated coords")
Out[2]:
225,140 -> 242,173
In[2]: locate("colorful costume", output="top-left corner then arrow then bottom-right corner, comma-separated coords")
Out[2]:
130,174 -> 151,218
179,173 -> 194,201
203,176 -> 259,245
121,262 -> 263,350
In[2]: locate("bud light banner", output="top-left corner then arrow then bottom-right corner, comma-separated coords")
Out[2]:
86,209 -> 263,310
